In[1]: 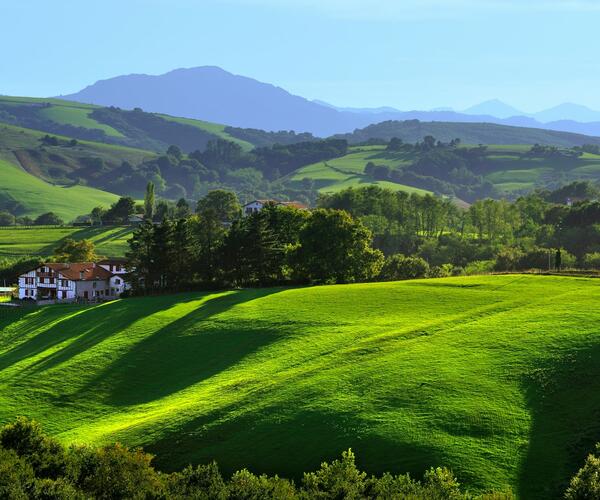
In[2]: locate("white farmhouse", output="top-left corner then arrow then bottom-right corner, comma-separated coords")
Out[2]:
18,260 -> 130,302
242,199 -> 308,216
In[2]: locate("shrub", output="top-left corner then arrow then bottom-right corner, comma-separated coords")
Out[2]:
565,445 -> 600,499
67,443 -> 161,499
427,263 -> 454,278
0,417 -> 66,479
463,260 -> 495,276
494,247 -> 525,271
0,210 -> 15,226
583,252 -> 600,269
380,254 -> 430,281
165,462 -> 227,499
302,449 -> 367,499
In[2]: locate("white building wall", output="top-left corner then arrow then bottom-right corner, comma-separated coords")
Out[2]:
243,201 -> 264,216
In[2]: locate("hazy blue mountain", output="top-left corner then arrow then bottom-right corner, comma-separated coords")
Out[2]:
543,120 -> 600,137
534,103 -> 600,123
312,100 -> 402,114
463,99 -> 524,119
61,66 -> 600,138
61,66 -> 363,136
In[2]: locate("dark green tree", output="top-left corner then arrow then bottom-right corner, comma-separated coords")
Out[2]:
34,212 -> 64,226
294,209 -> 384,284
144,182 -> 155,221
196,190 -> 241,224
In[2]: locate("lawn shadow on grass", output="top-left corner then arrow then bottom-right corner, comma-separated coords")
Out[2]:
146,404 -> 446,483
77,288 -> 284,406
0,294 -> 201,375
37,226 -> 131,256
518,342 -> 600,499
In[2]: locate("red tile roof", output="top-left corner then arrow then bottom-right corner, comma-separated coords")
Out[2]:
45,263 -> 113,281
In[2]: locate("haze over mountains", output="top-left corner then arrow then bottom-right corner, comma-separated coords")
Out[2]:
61,66 -> 600,138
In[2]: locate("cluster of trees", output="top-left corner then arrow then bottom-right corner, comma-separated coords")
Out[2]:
127,190 -> 383,292
360,137 -> 496,202
526,144 -> 582,159
0,418 -> 513,499
95,138 -> 346,205
319,182 -> 600,273
0,211 -> 64,227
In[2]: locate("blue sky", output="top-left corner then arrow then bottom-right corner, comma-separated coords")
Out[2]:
2,0 -> 599,111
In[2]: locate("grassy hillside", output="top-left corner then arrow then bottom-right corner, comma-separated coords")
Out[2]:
285,144 -> 600,196
335,120 -> 600,147
0,226 -> 132,258
158,114 -> 254,151
0,275 -> 598,498
0,157 -> 121,221
286,146 -> 432,194
0,95 -> 265,152
482,145 -> 600,193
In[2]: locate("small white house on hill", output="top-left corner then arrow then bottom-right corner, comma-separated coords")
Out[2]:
243,199 -> 309,216
18,260 -> 130,302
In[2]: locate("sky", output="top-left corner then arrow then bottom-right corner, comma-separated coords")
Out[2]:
2,0 -> 599,111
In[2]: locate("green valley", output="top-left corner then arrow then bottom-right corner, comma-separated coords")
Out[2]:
0,275 -> 598,498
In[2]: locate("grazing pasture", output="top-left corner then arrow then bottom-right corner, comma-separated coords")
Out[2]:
0,275 -> 598,498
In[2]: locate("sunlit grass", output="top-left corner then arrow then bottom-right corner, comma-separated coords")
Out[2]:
0,275 -> 598,498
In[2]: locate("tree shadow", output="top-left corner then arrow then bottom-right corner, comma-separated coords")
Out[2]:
0,294 -> 200,375
518,343 -> 600,499
75,288 -> 284,406
38,226 -> 131,255
146,405 -> 446,482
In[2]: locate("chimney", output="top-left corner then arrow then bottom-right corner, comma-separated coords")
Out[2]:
79,271 -> 84,280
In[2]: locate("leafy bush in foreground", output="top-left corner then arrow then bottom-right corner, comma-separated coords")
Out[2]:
0,418 -> 514,499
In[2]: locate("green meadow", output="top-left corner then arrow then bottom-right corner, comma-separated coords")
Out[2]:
159,114 -> 254,151
285,144 -> 600,196
0,96 -> 123,138
0,275 -> 598,498
287,146 -> 431,194
0,158 -> 121,221
0,225 -> 133,259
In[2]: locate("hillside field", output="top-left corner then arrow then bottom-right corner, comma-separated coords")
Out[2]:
286,146 -> 432,194
0,226 -> 132,259
285,144 -> 600,195
0,275 -> 598,498
0,157 -> 122,221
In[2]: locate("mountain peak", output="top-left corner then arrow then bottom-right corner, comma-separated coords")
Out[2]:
463,99 -> 524,119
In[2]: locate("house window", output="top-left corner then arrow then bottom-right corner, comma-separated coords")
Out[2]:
49,278 -> 54,284
93,282 -> 97,288
115,279 -> 121,284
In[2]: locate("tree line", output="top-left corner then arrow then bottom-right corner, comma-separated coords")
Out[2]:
126,190 -> 383,292
0,417 -> 513,499
121,179 -> 600,294
318,181 -> 600,273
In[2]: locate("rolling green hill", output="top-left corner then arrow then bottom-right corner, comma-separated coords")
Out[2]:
0,157 -> 121,221
0,226 -> 132,259
335,120 -> 600,148
0,275 -> 598,498
286,145 -> 432,194
284,144 -> 600,196
0,95 -> 261,152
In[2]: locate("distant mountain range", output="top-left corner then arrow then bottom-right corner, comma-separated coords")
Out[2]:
61,66 -> 600,138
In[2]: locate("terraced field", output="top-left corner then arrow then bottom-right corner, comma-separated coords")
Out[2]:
0,275 -> 598,498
